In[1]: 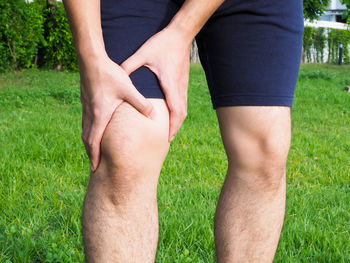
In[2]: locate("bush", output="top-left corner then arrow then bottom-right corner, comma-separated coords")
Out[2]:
0,0 -> 45,71
0,0 -> 77,72
0,1 -> 348,72
38,1 -> 78,71
298,70 -> 335,81
313,28 -> 327,63
303,27 -> 316,62
303,26 -> 350,64
0,31 -> 12,72
327,28 -> 350,64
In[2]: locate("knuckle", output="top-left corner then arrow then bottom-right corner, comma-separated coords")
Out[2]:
167,102 -> 175,112
92,108 -> 101,119
174,108 -> 187,119
87,138 -> 96,148
178,111 -> 187,122
175,108 -> 182,117
120,60 -> 128,69
143,102 -> 153,115
167,99 -> 178,111
134,51 -> 145,62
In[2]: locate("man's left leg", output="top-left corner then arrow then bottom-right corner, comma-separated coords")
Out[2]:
214,106 -> 291,262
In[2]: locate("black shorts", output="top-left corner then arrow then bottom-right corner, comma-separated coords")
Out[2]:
101,0 -> 304,108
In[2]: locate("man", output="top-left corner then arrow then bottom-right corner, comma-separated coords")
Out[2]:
63,0 -> 304,262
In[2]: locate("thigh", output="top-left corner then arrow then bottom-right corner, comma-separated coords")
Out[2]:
101,0 -> 180,98
216,106 -> 291,166
196,0 -> 304,109
97,98 -> 170,188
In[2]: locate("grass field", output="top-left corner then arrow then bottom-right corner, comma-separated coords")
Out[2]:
0,63 -> 349,262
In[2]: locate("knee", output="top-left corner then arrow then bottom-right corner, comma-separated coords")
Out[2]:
257,135 -> 289,184
98,100 -> 170,185
228,132 -> 290,190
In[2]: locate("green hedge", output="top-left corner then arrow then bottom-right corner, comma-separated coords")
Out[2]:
38,1 -> 78,71
0,0 -> 77,72
1,1 -> 350,72
0,0 -> 44,71
303,26 -> 350,64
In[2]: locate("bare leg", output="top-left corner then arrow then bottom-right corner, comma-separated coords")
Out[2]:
215,106 -> 291,263
82,99 -> 170,263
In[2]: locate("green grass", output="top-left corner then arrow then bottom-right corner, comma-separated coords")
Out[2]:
0,63 -> 349,262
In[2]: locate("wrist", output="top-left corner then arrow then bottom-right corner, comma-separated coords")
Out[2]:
166,15 -> 198,46
77,45 -> 110,72
74,29 -> 108,63
77,43 -> 108,62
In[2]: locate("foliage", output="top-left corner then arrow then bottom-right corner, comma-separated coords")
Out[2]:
298,69 -> 335,80
0,0 -> 77,72
327,28 -> 350,63
0,31 -> 12,72
0,0 -> 347,72
303,26 -> 350,64
304,0 -> 350,23
0,0 -> 45,71
303,27 -> 328,63
303,0 -> 331,21
303,27 -> 315,63
313,28 -> 327,63
340,0 -> 350,23
38,1 -> 78,71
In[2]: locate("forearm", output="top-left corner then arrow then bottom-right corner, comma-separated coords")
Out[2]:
62,0 -> 107,64
167,0 -> 226,42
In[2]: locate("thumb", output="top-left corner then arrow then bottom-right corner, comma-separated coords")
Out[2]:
88,116 -> 110,171
124,85 -> 155,119
121,51 -> 146,75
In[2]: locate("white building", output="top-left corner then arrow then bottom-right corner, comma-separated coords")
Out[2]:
319,0 -> 347,23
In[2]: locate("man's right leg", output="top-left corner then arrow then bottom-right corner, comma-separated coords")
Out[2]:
82,99 -> 170,263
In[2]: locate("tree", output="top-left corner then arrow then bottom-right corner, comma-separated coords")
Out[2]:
303,0 -> 331,21
340,0 -> 350,23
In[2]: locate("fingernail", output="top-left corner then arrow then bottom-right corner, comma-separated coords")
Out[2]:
90,163 -> 94,171
170,135 -> 175,142
149,109 -> 156,120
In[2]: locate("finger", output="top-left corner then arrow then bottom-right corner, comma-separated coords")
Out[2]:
168,107 -> 187,142
124,85 -> 155,119
87,116 -> 110,171
165,94 -> 187,142
158,77 -> 187,142
121,51 -> 146,75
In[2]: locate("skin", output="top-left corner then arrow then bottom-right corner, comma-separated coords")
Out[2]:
63,0 -> 226,171
215,106 -> 291,262
63,0 -> 155,172
82,99 -> 170,262
63,0 -> 293,262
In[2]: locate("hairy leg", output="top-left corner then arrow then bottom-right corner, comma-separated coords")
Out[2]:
82,99 -> 170,263
215,106 -> 291,263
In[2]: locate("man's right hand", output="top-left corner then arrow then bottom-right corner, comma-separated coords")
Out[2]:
79,56 -> 154,172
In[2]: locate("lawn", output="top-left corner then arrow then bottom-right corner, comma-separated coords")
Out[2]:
0,63 -> 349,262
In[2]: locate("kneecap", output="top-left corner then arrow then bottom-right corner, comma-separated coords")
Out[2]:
100,100 -> 170,173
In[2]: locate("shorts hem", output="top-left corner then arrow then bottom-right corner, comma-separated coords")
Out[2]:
212,95 -> 295,109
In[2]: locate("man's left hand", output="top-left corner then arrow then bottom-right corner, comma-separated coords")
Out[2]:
121,26 -> 192,142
